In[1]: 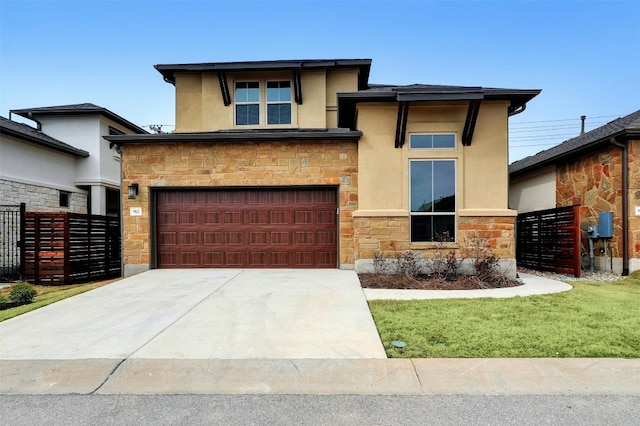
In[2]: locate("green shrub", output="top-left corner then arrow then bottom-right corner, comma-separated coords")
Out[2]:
9,282 -> 38,305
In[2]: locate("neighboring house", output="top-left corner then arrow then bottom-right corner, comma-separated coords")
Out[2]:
2,103 -> 147,216
105,58 -> 540,277
0,116 -> 90,213
509,109 -> 640,275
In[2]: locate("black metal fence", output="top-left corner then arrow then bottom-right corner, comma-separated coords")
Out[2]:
516,205 -> 581,277
0,204 -> 25,281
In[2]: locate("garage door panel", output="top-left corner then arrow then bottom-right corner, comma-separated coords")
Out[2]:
225,231 -> 244,245
270,231 -> 290,244
249,231 -> 268,245
156,188 -> 338,268
203,252 -> 224,266
179,232 -> 198,245
270,211 -> 289,224
294,211 -> 314,224
203,212 -> 222,224
224,211 -> 243,224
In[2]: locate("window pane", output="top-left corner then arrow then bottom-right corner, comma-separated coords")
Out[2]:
432,161 -> 455,212
236,104 -> 259,125
410,134 -> 455,149
411,215 -> 455,242
433,215 -> 455,240
411,161 -> 434,212
410,134 -> 433,149
267,104 -> 291,124
267,81 -> 291,102
433,134 -> 455,148
235,82 -> 259,103
411,215 -> 432,242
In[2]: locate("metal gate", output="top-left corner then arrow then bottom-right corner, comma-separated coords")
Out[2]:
0,203 -> 25,281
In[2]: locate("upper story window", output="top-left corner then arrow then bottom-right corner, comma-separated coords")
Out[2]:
235,82 -> 260,125
266,81 -> 292,124
234,81 -> 292,126
410,134 -> 456,149
410,159 -> 456,242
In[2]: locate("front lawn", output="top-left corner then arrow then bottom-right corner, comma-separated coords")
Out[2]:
368,271 -> 640,358
0,279 -> 118,322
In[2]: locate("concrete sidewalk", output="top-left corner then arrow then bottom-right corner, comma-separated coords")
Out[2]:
364,272 -> 573,300
1,358 -> 638,395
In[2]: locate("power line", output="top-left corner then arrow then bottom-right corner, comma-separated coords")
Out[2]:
510,114 -> 622,125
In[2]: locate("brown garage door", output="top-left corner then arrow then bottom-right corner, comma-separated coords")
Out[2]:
156,187 -> 338,268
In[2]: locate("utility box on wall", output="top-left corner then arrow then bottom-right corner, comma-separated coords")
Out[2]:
598,211 -> 614,238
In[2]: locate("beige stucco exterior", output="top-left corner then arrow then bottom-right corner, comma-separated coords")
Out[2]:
174,68 -> 360,132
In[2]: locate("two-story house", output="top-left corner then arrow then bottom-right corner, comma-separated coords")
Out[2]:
3,103 -> 147,216
105,59 -> 540,277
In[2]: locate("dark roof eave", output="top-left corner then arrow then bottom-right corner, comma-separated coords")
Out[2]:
509,128 -> 640,177
11,106 -> 148,134
0,126 -> 90,157
104,129 -> 363,144
155,59 -> 372,89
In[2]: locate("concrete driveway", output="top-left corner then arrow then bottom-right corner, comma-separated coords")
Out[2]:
0,269 -> 386,360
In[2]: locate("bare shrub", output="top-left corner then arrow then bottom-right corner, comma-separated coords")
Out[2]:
428,232 -> 461,281
463,232 -> 512,287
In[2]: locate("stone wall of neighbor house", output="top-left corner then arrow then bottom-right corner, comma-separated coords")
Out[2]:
0,179 -> 87,213
353,214 -> 516,277
556,140 -> 640,273
121,140 -> 358,271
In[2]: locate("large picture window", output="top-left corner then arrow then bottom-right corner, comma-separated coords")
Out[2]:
410,160 -> 456,242
235,82 -> 260,125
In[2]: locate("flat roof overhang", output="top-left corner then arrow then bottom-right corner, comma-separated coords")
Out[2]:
155,59 -> 372,91
104,129 -> 363,146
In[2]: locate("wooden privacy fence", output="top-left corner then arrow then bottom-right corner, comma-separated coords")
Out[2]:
24,212 -> 121,285
516,205 -> 581,277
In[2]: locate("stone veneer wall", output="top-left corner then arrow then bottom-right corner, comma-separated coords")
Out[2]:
121,140 -> 358,272
0,179 -> 87,213
353,215 -> 515,276
555,140 -> 640,272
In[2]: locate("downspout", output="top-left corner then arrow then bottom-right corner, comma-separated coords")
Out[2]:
610,137 -> 629,276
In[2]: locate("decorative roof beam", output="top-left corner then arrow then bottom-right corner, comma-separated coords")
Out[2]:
394,102 -> 409,148
217,71 -> 231,106
293,68 -> 303,104
462,99 -> 481,146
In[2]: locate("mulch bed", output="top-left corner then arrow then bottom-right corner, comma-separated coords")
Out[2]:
358,273 -> 523,290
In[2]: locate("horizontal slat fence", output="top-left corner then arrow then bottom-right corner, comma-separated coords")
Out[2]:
516,205 -> 581,277
24,212 -> 121,285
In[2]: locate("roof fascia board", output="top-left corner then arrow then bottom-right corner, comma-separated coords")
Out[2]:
0,126 -> 90,157
11,107 -> 147,135
104,130 -> 363,144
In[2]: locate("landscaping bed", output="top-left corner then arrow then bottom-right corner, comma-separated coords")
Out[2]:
358,273 -> 522,290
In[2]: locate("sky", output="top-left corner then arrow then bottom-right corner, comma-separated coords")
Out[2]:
1,0 -> 639,162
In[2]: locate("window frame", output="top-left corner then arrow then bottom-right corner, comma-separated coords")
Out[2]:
233,80 -> 293,126
266,80 -> 292,125
234,81 -> 260,126
409,159 -> 457,243
59,190 -> 70,208
409,133 -> 456,150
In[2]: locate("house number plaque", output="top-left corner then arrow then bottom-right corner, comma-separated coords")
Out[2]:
130,207 -> 143,216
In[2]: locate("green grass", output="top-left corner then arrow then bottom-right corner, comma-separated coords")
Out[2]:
369,271 -> 640,358
0,280 -> 117,322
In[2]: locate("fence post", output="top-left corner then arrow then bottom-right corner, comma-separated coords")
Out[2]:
573,205 -> 581,277
64,214 -> 71,285
18,203 -> 26,280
